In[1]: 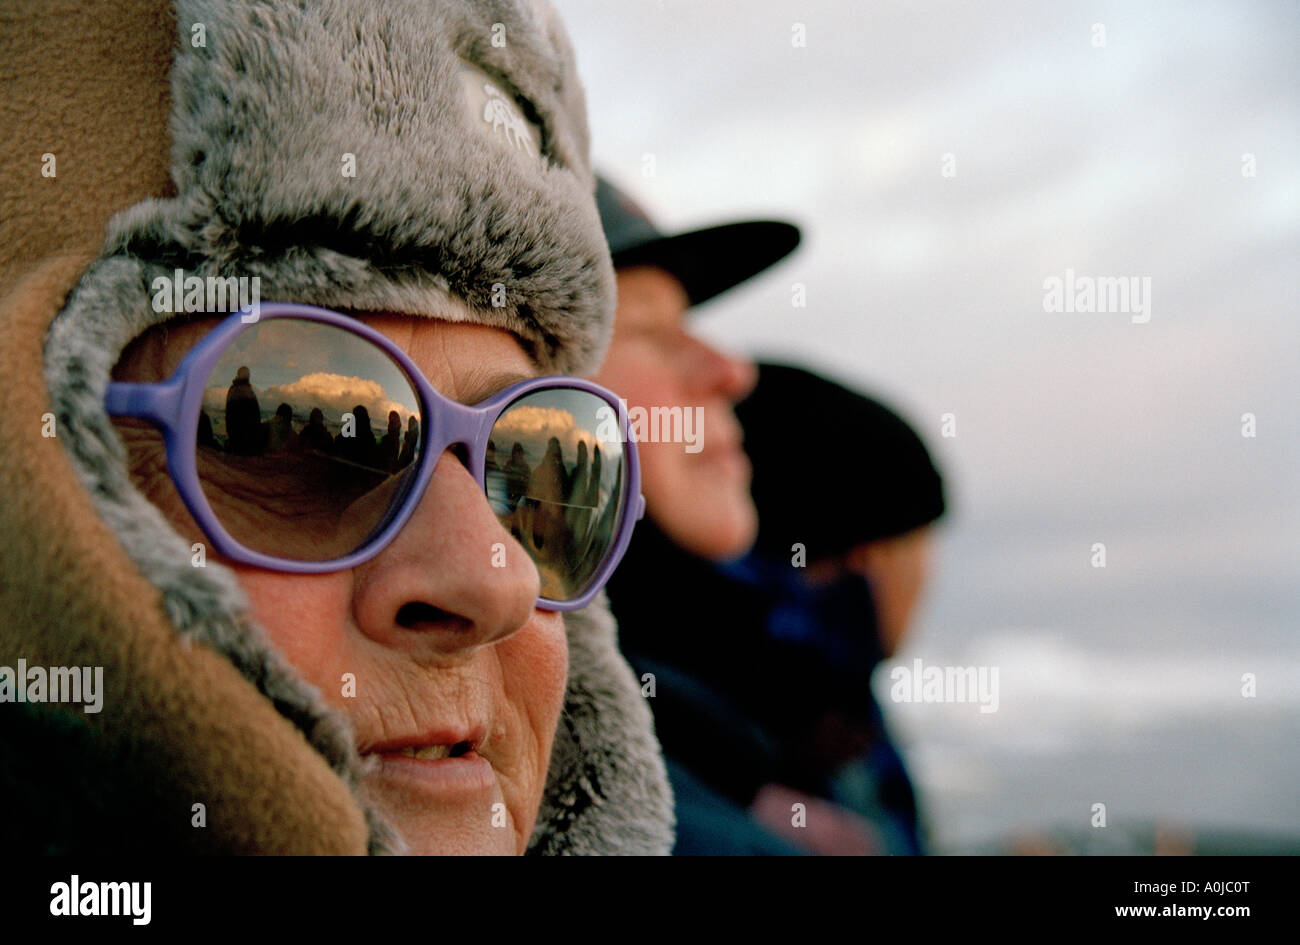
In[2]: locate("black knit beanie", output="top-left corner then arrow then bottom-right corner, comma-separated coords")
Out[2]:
736,362 -> 946,562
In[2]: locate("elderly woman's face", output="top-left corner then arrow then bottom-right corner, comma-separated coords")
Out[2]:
112,314 -> 568,855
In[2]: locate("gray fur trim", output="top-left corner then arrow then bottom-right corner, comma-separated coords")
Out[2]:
528,592 -> 676,855
104,0 -> 614,376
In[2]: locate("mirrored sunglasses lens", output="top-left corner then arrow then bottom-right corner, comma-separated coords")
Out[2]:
196,318 -> 423,561
487,388 -> 627,602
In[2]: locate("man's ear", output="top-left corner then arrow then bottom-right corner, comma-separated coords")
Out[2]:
849,525 -> 933,576
853,526 -> 935,657
844,540 -> 880,578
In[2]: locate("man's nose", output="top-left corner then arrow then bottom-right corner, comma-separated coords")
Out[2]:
349,449 -> 540,657
685,334 -> 757,404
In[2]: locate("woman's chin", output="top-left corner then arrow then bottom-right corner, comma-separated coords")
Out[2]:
362,760 -> 518,855
377,803 -> 519,855
399,822 -> 516,856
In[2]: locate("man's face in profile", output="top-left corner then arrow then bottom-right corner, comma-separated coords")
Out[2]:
593,265 -> 758,560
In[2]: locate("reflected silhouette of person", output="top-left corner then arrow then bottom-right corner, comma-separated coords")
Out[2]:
301,407 -> 333,454
225,365 -> 262,455
585,444 -> 603,511
589,449 -> 621,557
566,440 -> 589,504
484,439 -> 511,517
504,442 -> 530,508
528,436 -> 567,554
267,402 -> 299,454
378,410 -> 402,472
569,444 -> 608,572
397,416 -> 420,470
197,409 -> 217,449
565,440 -> 592,567
338,404 -> 378,468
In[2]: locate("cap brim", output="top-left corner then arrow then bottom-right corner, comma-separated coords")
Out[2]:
611,220 -> 800,308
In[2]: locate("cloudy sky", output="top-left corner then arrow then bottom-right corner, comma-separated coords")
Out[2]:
553,0 -> 1299,848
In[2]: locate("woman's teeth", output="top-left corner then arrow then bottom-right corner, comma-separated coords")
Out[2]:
393,745 -> 453,760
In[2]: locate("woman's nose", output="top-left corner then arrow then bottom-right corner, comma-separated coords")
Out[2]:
349,449 -> 540,657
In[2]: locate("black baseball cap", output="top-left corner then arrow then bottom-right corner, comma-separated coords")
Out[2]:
596,175 -> 801,307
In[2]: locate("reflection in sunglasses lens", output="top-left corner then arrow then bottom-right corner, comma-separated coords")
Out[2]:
489,388 -> 626,601
196,318 -> 424,561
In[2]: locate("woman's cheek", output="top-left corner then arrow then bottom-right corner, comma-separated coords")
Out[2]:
527,612 -> 569,730
236,570 -> 354,700
500,614 -> 568,843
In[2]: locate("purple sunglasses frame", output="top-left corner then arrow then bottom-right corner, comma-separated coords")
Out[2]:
103,302 -> 644,612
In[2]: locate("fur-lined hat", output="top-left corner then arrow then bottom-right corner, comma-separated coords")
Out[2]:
0,0 -> 671,854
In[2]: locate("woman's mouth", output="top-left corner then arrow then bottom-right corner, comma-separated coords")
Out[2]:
367,746 -> 496,796
361,730 -> 496,796
386,741 -> 475,760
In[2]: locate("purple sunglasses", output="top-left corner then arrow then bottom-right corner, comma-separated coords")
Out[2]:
104,302 -> 643,611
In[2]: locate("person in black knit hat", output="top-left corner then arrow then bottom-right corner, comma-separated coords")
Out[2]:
739,362 -> 946,660
732,362 -> 947,854
607,356 -> 947,854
